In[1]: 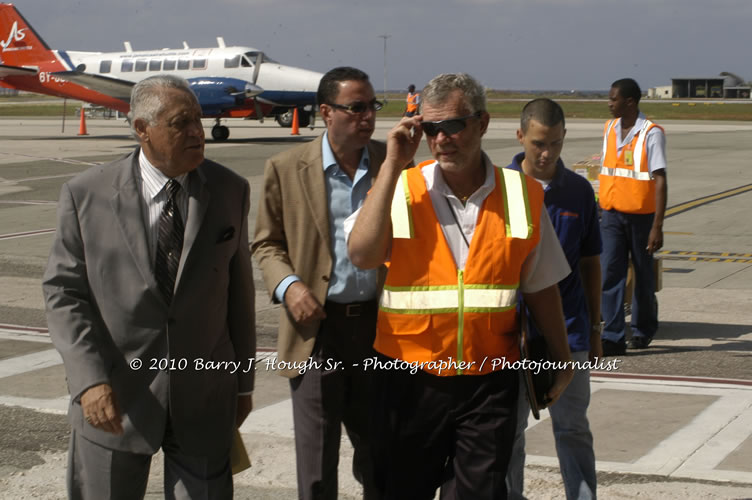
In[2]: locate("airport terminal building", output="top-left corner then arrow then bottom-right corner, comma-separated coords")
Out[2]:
648,72 -> 751,99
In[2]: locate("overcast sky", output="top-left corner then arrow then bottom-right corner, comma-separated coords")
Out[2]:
12,0 -> 752,91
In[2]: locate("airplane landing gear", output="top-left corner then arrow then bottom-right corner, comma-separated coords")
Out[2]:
211,120 -> 230,141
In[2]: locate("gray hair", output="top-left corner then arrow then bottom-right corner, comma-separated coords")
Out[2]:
128,75 -> 197,132
421,73 -> 487,114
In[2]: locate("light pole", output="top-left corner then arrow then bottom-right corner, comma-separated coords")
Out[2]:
378,34 -> 390,103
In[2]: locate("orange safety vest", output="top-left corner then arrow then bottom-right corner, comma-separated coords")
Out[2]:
599,118 -> 664,214
406,92 -> 419,113
377,161 -> 543,376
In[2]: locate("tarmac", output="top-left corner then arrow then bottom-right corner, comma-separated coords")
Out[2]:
0,115 -> 751,499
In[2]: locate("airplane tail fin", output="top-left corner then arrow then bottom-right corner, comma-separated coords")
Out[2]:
0,4 -> 55,66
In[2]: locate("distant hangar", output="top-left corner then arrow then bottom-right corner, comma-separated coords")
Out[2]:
648,72 -> 751,99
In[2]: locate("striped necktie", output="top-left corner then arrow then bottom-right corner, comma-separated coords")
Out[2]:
155,179 -> 184,303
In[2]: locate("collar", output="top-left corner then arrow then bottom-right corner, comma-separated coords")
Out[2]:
138,149 -> 189,200
510,151 -> 565,191
321,131 -> 370,173
614,111 -> 647,140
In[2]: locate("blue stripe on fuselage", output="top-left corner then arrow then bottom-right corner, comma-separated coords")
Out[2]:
57,51 -> 76,71
258,90 -> 316,106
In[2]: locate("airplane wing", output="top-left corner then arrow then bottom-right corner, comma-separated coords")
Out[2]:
0,64 -> 39,78
52,70 -> 133,101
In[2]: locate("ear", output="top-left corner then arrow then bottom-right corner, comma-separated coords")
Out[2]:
319,104 -> 332,127
479,111 -> 490,137
133,118 -> 149,143
516,128 -> 524,145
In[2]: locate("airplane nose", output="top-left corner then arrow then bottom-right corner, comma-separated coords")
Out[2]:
244,82 -> 263,98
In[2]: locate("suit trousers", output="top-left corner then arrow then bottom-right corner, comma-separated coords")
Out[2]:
600,209 -> 658,344
67,418 -> 232,500
372,360 -> 518,500
289,300 -> 378,500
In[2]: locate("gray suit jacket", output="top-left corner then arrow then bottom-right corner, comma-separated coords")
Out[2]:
42,148 -> 255,458
252,135 -> 386,377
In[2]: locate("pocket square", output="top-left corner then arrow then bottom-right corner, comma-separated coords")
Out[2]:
218,226 -> 235,243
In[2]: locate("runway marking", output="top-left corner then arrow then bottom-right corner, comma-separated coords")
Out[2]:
665,183 -> 752,218
0,200 -> 56,205
0,152 -> 101,166
657,249 -> 752,264
0,228 -> 55,240
0,348 -> 62,378
1,173 -> 77,183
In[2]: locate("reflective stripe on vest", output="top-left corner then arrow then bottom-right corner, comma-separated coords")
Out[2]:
600,118 -> 653,179
391,170 -> 414,239
390,164 -> 532,240
380,283 -> 518,313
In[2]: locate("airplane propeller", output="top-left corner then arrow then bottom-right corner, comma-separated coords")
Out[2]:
252,52 -> 264,123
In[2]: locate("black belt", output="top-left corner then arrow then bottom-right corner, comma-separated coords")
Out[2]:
324,300 -> 378,318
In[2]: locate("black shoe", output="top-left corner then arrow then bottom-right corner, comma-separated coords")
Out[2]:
628,336 -> 652,350
601,339 -> 626,356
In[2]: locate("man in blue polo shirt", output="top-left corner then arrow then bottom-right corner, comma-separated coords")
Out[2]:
505,98 -> 602,500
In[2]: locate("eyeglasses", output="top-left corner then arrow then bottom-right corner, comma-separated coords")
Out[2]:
327,99 -> 383,114
421,112 -> 482,137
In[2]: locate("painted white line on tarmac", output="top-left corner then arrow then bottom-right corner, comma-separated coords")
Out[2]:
0,228 -> 55,240
0,348 -> 62,378
0,395 -> 68,414
635,392 -> 752,475
674,401 -> 752,476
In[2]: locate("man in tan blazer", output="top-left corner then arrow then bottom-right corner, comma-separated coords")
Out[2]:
253,67 -> 386,499
43,75 -> 255,499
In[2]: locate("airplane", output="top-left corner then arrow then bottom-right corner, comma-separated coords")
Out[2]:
0,3 -> 323,140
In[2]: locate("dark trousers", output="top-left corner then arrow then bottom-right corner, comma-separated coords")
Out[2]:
600,209 -> 658,344
67,419 -> 232,500
290,300 -> 378,500
371,360 -> 519,500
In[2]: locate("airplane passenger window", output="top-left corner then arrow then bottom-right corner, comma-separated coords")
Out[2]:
121,60 -> 133,72
135,60 -> 148,72
149,60 -> 162,71
164,60 -> 176,71
225,56 -> 240,68
192,59 -> 207,70
99,60 -> 112,74
177,59 -> 190,70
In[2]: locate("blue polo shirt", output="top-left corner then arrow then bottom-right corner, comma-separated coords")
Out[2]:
507,153 -> 602,352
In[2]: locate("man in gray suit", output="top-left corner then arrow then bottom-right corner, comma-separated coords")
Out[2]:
43,75 -> 255,499
252,66 -> 385,499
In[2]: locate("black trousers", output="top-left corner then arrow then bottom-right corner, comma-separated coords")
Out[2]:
371,359 -> 519,500
289,300 -> 379,500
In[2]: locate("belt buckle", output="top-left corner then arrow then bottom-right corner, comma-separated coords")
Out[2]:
345,304 -> 362,317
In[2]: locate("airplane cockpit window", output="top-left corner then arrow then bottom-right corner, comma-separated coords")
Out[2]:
135,60 -> 148,72
164,60 -> 176,71
224,55 -> 240,68
121,60 -> 133,72
99,60 -> 112,74
177,59 -> 190,70
149,60 -> 162,72
244,51 -> 277,64
192,59 -> 207,70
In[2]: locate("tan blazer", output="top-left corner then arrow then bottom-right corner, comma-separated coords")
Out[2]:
43,148 -> 255,458
252,135 -> 386,377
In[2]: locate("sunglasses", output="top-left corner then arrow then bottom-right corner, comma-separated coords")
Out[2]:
328,99 -> 384,114
421,111 -> 482,137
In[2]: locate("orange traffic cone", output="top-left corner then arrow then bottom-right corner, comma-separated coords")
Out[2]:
290,108 -> 300,136
78,105 -> 88,136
